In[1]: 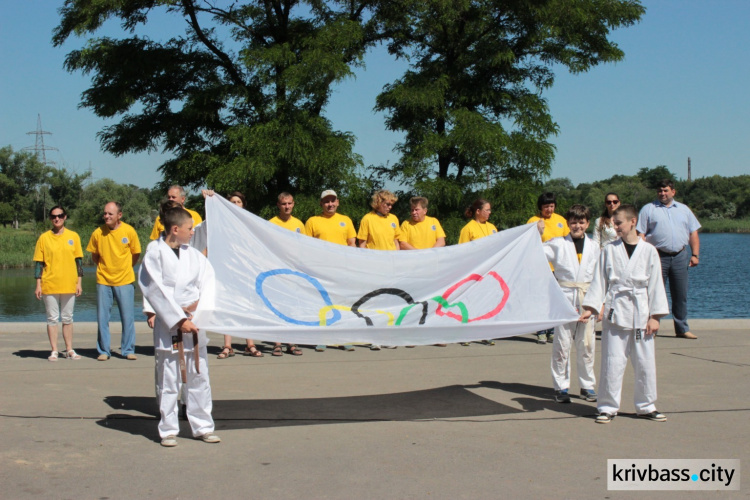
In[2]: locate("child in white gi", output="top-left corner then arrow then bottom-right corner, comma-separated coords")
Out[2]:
580,204 -> 669,424
539,205 -> 600,404
138,206 -> 220,446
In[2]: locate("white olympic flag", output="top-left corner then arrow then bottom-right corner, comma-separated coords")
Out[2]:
193,195 -> 579,345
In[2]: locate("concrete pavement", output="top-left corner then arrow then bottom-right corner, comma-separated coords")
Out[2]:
1,319 -> 748,499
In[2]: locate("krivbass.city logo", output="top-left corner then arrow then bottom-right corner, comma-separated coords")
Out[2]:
608,459 -> 740,491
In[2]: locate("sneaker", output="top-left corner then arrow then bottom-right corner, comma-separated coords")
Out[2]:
460,342 -> 470,346
547,333 -> 554,343
160,435 -> 178,447
554,390 -> 571,403
580,389 -> 597,402
197,433 -> 221,443
126,353 -> 137,360
482,339 -> 495,346
370,344 -> 381,351
595,412 -> 614,424
315,345 -> 327,352
637,410 -> 667,422
341,345 -> 355,351
97,354 -> 110,361
537,334 -> 547,345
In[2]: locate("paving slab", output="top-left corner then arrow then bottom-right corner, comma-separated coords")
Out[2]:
1,320 -> 748,499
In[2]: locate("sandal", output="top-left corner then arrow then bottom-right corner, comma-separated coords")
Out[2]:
286,345 -> 303,356
217,346 -> 235,359
64,349 -> 81,360
244,346 -> 263,357
48,351 -> 58,362
272,345 -> 284,357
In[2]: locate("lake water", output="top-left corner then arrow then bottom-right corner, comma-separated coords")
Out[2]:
1,233 -> 747,322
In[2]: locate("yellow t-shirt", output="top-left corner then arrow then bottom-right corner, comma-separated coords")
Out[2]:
33,229 -> 83,295
527,213 -> 570,242
150,208 -> 203,240
269,215 -> 307,235
305,213 -> 356,246
87,222 -> 142,286
528,213 -> 569,271
458,219 -> 498,244
357,211 -> 403,250
400,216 -> 446,249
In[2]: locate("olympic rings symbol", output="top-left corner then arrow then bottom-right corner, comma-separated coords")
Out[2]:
255,269 -> 510,327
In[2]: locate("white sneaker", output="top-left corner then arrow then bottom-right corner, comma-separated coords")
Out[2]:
370,344 -> 381,351
197,433 -> 221,443
161,435 -> 178,447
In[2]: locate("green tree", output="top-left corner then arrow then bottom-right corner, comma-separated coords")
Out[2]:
73,178 -> 153,229
374,0 -> 645,193
0,146 -> 51,228
637,165 -> 674,189
53,0 -> 376,210
48,168 -> 91,212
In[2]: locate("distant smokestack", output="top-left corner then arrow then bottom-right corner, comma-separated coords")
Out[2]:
687,157 -> 691,182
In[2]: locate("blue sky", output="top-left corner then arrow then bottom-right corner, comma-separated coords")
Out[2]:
1,1 -> 748,189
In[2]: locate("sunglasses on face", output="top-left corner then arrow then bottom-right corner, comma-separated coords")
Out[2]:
50,214 -> 65,219
605,200 -> 620,205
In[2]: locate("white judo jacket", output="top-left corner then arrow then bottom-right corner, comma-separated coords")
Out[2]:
582,239 -> 669,331
543,235 -> 600,311
138,238 -> 216,351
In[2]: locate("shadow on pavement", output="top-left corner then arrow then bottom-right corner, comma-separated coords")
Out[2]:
96,381 -> 600,440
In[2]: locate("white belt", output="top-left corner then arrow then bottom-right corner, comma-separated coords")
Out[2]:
558,281 -> 594,347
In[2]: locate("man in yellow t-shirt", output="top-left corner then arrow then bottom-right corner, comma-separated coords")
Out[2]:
149,185 -> 203,240
399,197 -> 447,250
357,190 -> 404,251
304,189 -> 356,352
304,190 -> 356,247
269,192 -> 307,235
87,201 -> 142,361
527,192 -> 570,344
267,192 -> 306,356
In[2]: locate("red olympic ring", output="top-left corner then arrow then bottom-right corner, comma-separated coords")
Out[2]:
435,271 -> 510,322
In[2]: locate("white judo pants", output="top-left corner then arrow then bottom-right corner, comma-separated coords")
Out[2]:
597,325 -> 658,415
155,346 -> 215,438
551,319 -> 596,391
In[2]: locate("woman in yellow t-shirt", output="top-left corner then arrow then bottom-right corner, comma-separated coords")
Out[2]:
33,206 -> 84,361
458,199 -> 498,346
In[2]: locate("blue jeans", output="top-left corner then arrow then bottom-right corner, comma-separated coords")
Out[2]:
659,247 -> 690,335
96,283 -> 136,356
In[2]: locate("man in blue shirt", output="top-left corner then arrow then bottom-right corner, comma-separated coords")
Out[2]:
637,179 -> 701,339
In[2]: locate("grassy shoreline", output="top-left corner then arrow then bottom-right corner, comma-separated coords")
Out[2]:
0,225 -> 152,269
2,219 -> 748,269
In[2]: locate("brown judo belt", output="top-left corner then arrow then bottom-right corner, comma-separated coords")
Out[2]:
177,300 -> 201,383
176,331 -> 201,383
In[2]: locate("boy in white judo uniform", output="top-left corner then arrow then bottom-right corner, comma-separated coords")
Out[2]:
539,205 -> 600,404
138,206 -> 220,446
580,204 -> 669,424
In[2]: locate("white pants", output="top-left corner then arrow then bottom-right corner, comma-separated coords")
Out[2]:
597,325 -> 657,415
43,294 -> 76,325
551,319 -> 596,391
155,347 -> 214,438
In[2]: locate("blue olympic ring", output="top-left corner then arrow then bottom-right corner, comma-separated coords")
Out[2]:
256,269 -> 342,326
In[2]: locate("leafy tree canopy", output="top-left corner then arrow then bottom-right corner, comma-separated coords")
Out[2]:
53,0 -> 377,210
374,0 -> 645,193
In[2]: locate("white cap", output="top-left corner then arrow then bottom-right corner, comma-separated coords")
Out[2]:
320,189 -> 337,200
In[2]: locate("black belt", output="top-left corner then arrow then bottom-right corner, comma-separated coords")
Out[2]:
658,247 -> 684,257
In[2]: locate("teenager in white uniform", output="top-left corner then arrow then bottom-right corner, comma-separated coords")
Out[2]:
539,205 -> 600,403
138,206 -> 220,446
580,204 -> 669,424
